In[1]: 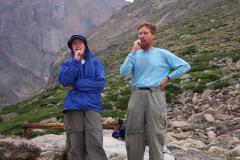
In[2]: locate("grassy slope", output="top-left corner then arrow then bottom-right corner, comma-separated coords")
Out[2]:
0,0 -> 239,137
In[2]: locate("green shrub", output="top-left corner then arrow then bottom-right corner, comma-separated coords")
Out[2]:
117,95 -> 130,110
102,97 -> 114,110
230,50 -> 240,62
190,63 -> 219,72
232,73 -> 240,79
191,27 -> 211,34
181,45 -> 198,55
27,128 -> 64,139
102,110 -> 125,118
165,84 -> 183,102
183,82 -> 206,93
193,50 -> 240,63
211,80 -> 230,89
191,71 -> 220,81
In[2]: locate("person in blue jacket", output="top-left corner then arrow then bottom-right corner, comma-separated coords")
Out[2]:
58,33 -> 108,160
120,21 -> 191,160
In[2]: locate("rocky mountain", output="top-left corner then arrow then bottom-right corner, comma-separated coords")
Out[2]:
0,0 -> 127,107
88,0 -> 225,56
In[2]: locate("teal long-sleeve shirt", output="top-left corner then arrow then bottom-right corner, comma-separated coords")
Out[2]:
120,47 -> 191,87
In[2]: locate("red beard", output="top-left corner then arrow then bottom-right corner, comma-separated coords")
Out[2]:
140,41 -> 151,50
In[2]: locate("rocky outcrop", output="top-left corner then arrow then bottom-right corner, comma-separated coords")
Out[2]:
31,134 -> 66,160
0,0 -> 127,107
164,59 -> 240,159
0,113 -> 17,122
0,137 -> 41,160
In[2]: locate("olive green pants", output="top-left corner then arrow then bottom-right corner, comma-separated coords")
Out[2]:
64,110 -> 108,160
126,88 -> 168,160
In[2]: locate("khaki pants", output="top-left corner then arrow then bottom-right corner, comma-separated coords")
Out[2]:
64,110 -> 108,160
126,88 -> 167,160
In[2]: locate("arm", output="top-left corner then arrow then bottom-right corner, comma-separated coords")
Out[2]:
58,59 -> 81,87
120,40 -> 141,76
73,59 -> 105,93
165,51 -> 191,80
120,51 -> 136,77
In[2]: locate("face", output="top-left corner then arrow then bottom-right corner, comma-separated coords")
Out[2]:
138,26 -> 155,50
71,38 -> 86,55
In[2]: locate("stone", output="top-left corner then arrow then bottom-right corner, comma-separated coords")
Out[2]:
206,126 -> 217,131
216,104 -> 228,113
204,114 -> 215,122
0,137 -> 41,160
208,146 -> 228,154
171,132 -> 194,140
167,138 -> 206,150
215,135 -> 240,150
229,90 -> 238,97
214,114 -> 234,121
207,131 -> 216,139
31,134 -> 66,160
188,113 -> 205,124
165,132 -> 178,144
231,145 -> 240,156
192,93 -> 199,104
231,104 -> 240,111
102,117 -> 116,124
207,97 -> 217,106
210,19 -> 216,23
40,117 -> 58,124
163,146 -> 176,160
202,89 -> 213,98
180,74 -> 191,80
171,121 -> 190,128
0,113 -> 18,122
235,84 -> 240,90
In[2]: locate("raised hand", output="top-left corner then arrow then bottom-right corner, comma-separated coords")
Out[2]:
74,49 -> 82,61
132,39 -> 141,52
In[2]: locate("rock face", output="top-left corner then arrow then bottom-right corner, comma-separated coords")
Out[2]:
0,137 -> 41,160
31,134 -> 66,160
88,0 -> 224,55
0,0 -> 127,107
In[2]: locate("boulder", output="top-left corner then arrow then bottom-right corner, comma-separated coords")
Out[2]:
31,134 -> 66,160
0,113 -> 18,122
167,138 -> 206,150
0,137 -> 41,160
204,114 -> 215,122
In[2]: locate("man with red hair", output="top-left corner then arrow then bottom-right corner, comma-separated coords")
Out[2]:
120,21 -> 191,160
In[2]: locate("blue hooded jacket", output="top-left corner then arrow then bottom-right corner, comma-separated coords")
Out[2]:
58,34 -> 105,113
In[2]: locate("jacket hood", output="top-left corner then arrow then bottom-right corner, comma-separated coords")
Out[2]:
68,33 -> 92,60
68,33 -> 88,49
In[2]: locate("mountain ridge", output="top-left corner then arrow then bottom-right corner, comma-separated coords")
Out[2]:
88,0 -> 225,56
0,0 -> 127,107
